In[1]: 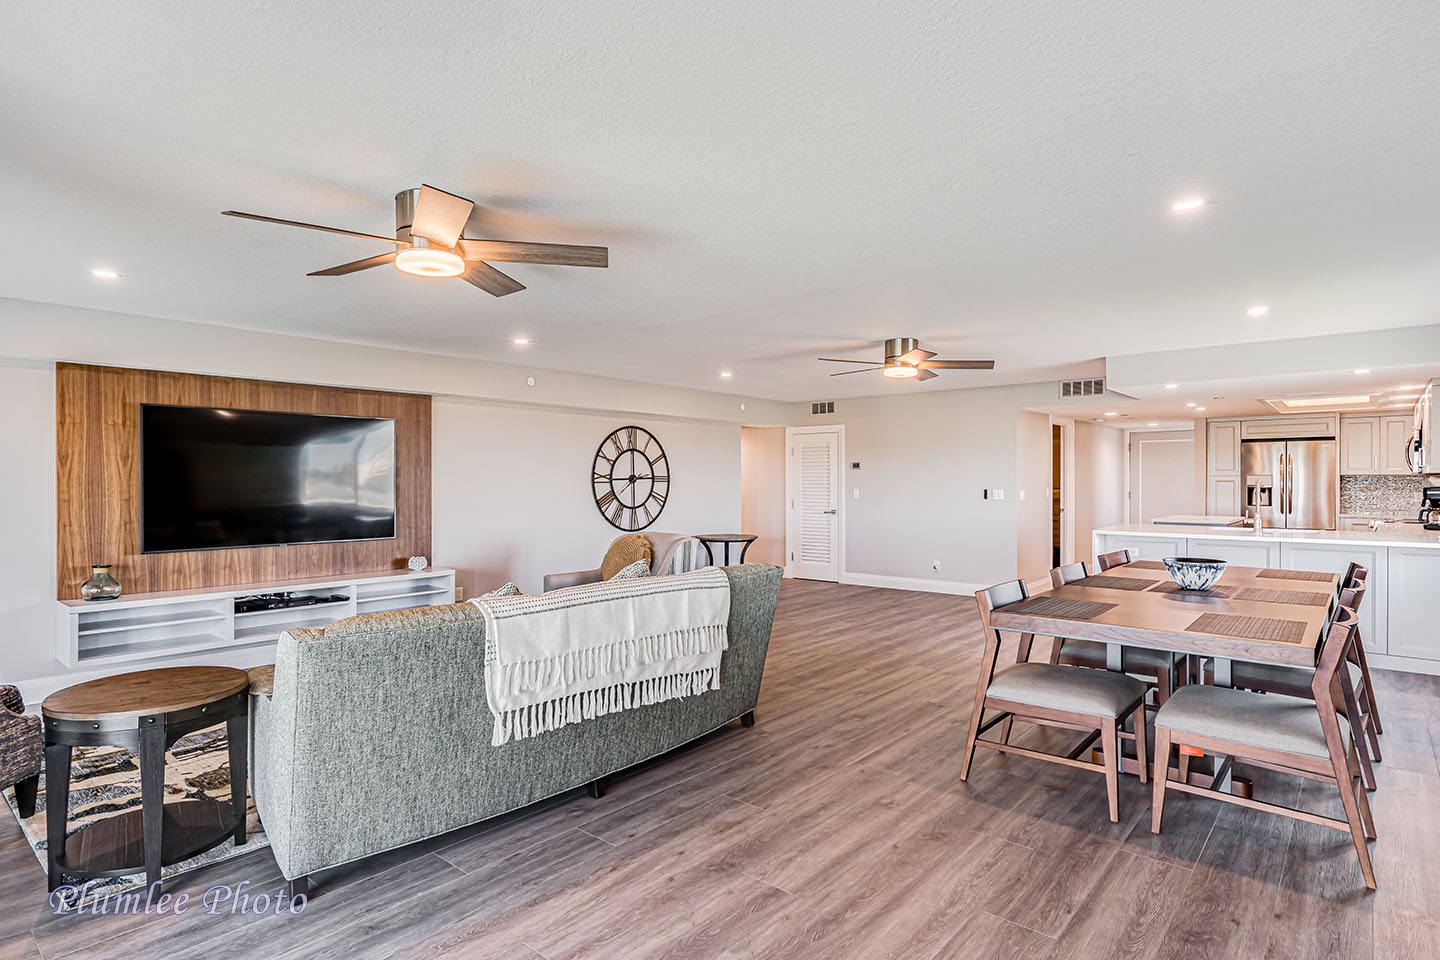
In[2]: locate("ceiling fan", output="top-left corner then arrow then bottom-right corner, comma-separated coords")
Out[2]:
222,184 -> 608,297
819,338 -> 996,381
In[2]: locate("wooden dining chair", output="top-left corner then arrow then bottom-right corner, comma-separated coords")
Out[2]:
1340,565 -> 1383,739
1043,563 -> 1184,705
963,580 -> 1149,823
1096,549 -> 1135,572
1151,607 -> 1377,890
1204,581 -> 1381,789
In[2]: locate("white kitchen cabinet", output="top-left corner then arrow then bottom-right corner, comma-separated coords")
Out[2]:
1340,416 -> 1379,475
1091,533 -> 1185,565
1379,415 -> 1413,474
1239,415 -> 1338,440
1385,548 -> 1440,660
1208,477 -> 1241,516
1184,536 -> 1283,569
1207,421 -> 1240,475
1280,541 -> 1387,654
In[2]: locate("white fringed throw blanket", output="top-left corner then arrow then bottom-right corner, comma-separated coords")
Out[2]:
470,567 -> 731,745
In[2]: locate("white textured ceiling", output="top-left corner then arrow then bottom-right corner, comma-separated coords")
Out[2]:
2,2 -> 1439,402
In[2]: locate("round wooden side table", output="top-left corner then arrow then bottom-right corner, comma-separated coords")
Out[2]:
42,666 -> 250,891
695,534 -> 759,566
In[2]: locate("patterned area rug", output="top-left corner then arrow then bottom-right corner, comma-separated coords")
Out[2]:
2,726 -> 269,895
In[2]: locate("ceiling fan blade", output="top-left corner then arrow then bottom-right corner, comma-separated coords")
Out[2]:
919,359 -> 997,370
914,368 -> 940,381
897,348 -> 937,365
829,366 -> 883,376
459,239 -> 608,268
460,261 -> 526,297
222,210 -> 397,244
818,357 -> 886,364
410,184 -> 474,248
307,250 -> 399,276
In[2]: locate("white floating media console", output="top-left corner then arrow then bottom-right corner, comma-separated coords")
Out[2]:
56,568 -> 456,668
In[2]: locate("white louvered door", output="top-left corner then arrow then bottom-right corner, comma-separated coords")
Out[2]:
789,430 -> 840,581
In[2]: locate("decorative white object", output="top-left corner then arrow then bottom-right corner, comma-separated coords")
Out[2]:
408,556 -> 429,571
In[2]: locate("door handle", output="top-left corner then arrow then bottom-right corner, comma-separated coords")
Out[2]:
823,509 -> 837,515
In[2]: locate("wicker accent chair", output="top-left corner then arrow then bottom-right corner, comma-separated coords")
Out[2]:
1,685 -> 41,818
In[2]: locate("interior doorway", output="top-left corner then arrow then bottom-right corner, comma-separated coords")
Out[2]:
1052,425 -> 1063,568
785,426 -> 843,582
739,426 -> 786,567
1128,431 -> 1196,523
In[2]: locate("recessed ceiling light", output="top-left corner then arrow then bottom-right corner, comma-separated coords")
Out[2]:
1171,197 -> 1207,213
1196,407 -> 1207,412
1246,305 -> 1269,318
1104,411 -> 1119,417
1185,402 -> 1197,407
1147,422 -> 1159,427
719,371 -> 733,379
90,268 -> 121,280
1354,369 -> 1370,374
511,338 -> 530,346
1164,383 -> 1179,390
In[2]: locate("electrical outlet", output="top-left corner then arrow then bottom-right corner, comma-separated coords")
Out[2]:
993,488 -> 1005,500
932,560 -> 942,572
1019,489 -> 1026,502
454,586 -> 465,602
852,488 -> 860,500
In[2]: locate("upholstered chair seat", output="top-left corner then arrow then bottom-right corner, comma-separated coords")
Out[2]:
986,664 -> 1148,717
1155,684 -> 1346,759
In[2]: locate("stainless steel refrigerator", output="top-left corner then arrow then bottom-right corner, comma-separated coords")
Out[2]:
1241,439 -> 1338,530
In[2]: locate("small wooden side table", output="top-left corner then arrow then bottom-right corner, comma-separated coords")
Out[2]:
695,534 -> 759,566
42,666 -> 249,891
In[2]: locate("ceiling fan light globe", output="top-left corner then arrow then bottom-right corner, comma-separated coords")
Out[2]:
883,365 -> 919,379
395,247 -> 465,278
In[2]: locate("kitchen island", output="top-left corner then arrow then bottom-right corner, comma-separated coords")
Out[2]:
1094,522 -> 1440,674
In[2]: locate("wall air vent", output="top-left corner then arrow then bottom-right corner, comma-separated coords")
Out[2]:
1059,378 -> 1105,398
811,401 -> 835,415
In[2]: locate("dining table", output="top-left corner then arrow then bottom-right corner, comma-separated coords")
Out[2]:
988,559 -> 1340,788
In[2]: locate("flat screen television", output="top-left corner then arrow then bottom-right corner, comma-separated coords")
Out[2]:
141,405 -> 397,553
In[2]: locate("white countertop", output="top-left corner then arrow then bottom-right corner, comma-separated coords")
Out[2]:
1099,522 -> 1440,549
1151,515 -> 1246,527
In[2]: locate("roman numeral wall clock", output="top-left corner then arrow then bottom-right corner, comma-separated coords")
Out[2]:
592,425 -> 669,531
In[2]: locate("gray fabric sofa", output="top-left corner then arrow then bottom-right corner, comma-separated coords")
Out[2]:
249,563 -> 781,891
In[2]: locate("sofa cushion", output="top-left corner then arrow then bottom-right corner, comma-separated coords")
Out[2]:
602,534 -> 653,580
608,559 -> 652,581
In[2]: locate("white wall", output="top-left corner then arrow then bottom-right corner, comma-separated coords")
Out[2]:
433,400 -> 740,596
1072,421 -> 1127,565
1015,411 -> 1053,585
0,360 -> 59,688
806,381 -> 1059,592
739,426 -> 786,567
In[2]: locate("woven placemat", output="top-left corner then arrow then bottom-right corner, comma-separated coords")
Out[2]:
1005,596 -> 1117,621
1256,568 -> 1333,582
1233,587 -> 1331,607
1075,575 -> 1156,591
1125,560 -> 1168,570
1187,612 -> 1310,644
1150,581 -> 1235,598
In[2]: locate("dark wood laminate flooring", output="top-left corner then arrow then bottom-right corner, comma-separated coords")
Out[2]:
3,579 -> 1437,959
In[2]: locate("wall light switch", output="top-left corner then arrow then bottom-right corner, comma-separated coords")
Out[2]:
1019,489 -> 1026,502
993,489 -> 1005,501
455,586 -> 465,601
852,488 -> 860,499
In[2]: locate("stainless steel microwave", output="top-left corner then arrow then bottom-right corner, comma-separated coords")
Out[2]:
1409,379 -> 1438,475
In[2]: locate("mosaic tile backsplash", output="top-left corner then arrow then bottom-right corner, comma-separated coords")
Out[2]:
1340,474 -> 1435,517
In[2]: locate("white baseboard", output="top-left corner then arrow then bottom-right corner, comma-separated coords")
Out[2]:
839,572 -> 987,596
1366,653 -> 1440,677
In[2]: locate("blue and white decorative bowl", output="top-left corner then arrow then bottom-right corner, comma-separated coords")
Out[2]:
1162,557 -> 1227,591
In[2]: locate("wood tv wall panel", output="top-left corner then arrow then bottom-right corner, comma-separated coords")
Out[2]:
56,363 -> 432,599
